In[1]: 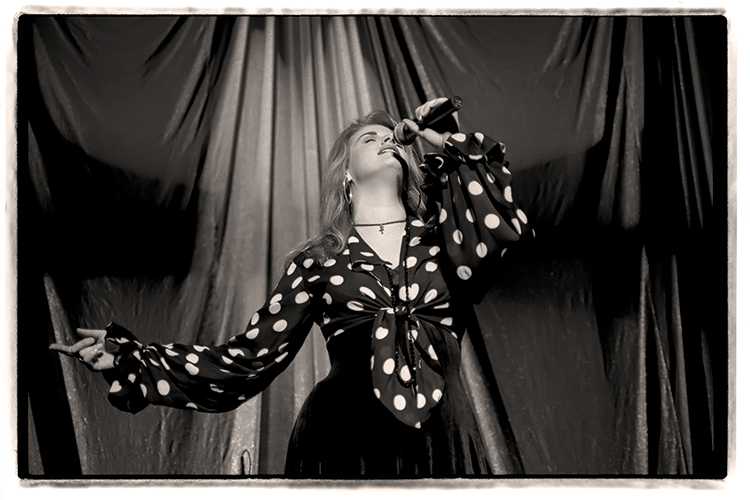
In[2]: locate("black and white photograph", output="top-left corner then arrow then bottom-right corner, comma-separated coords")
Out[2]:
5,0 -> 735,492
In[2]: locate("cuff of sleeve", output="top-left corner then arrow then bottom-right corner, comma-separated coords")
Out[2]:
104,322 -> 141,372
444,132 -> 506,165
420,132 -> 507,196
103,322 -> 149,414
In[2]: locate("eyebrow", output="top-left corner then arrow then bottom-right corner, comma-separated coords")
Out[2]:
354,131 -> 378,143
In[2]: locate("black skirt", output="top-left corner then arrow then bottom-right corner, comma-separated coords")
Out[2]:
284,322 -> 490,478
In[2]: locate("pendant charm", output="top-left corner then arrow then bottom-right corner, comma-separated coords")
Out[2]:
379,224 -> 385,234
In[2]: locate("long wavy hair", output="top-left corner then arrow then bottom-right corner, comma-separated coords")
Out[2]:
285,110 -> 426,268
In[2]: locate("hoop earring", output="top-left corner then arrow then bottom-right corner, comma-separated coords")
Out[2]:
344,176 -> 353,205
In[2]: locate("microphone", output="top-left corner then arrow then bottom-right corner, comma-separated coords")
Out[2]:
394,96 -> 463,146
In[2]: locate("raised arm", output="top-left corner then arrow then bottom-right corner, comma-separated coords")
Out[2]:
402,98 -> 533,295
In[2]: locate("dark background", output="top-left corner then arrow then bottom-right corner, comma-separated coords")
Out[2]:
16,15 -> 727,477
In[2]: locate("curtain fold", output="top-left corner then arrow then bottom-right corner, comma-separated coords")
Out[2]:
20,15 -> 725,477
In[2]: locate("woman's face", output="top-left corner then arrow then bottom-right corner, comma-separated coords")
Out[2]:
347,124 -> 406,186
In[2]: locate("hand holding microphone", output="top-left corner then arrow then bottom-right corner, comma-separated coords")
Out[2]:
394,96 -> 462,148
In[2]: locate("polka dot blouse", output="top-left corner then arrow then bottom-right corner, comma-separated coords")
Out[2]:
103,131 -> 532,427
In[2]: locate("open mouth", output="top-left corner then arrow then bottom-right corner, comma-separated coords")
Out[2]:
378,146 -> 400,156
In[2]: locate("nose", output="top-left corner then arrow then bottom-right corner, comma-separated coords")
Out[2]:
382,134 -> 395,145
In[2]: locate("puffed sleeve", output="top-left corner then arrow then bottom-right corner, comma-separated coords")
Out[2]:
101,255 -> 317,414
420,132 -> 532,288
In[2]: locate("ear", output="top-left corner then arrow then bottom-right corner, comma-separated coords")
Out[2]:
345,170 -> 353,183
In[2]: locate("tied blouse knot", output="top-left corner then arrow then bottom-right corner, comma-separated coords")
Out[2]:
101,131 -> 532,427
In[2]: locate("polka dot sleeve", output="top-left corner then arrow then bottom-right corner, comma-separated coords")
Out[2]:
102,256 -> 316,414
420,132 -> 533,287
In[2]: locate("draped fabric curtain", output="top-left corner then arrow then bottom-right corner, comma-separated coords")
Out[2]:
18,15 -> 726,477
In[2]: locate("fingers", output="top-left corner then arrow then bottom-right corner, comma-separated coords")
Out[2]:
77,328 -> 107,339
79,343 -> 104,365
415,97 -> 448,121
402,118 -> 420,133
49,336 -> 96,357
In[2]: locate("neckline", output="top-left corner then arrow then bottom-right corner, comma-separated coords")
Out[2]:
353,223 -> 407,270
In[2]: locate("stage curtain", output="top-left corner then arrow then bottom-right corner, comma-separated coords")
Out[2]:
398,16 -> 725,475
18,15 -> 725,476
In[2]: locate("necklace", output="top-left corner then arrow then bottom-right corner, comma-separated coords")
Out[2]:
354,219 -> 406,234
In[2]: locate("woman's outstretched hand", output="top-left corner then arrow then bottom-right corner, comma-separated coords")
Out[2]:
50,328 -> 116,371
400,97 -> 459,149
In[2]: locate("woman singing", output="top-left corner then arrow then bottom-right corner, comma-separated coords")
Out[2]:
50,97 -> 532,477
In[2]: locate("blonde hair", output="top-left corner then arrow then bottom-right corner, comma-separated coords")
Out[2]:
285,111 -> 426,268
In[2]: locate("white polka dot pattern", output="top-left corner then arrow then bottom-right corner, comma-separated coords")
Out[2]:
485,214 -> 500,229
383,358 -> 395,375
157,380 -> 170,396
428,345 -> 438,361
456,266 -> 472,280
476,242 -> 488,258
347,301 -> 364,311
275,352 -> 289,363
393,394 -> 406,411
517,208 -> 528,224
105,131 -> 529,427
330,275 -> 344,286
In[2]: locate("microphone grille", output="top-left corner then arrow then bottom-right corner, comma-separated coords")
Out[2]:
394,122 -> 414,146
